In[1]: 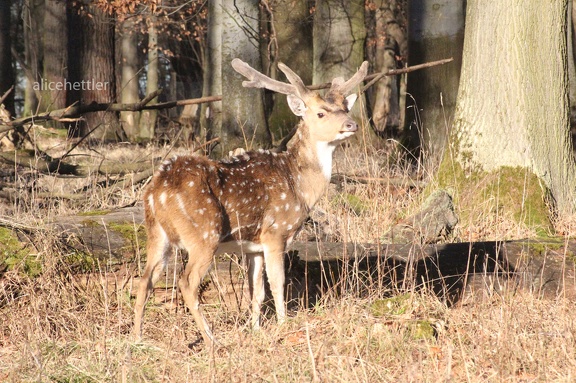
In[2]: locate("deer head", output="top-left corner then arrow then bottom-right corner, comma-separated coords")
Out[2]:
232,58 -> 368,147
134,59 -> 368,349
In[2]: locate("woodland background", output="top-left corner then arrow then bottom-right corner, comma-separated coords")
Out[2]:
2,1 -> 576,382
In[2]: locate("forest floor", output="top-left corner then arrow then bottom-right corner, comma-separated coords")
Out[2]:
1,126 -> 576,382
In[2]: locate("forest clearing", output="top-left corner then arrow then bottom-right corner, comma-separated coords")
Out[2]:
2,1 -> 576,382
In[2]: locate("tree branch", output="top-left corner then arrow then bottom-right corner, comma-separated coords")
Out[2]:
0,58 -> 452,133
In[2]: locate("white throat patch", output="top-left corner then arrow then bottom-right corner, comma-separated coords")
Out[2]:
316,141 -> 336,181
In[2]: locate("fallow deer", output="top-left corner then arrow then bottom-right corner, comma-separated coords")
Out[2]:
133,58 -> 368,347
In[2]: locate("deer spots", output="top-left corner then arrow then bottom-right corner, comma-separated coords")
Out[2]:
280,192 -> 286,200
147,194 -> 155,214
188,180 -> 195,187
159,192 -> 167,205
284,203 -> 290,211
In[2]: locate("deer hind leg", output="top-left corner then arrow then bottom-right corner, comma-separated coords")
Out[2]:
247,253 -> 265,329
178,238 -> 218,348
262,239 -> 287,325
134,224 -> 170,340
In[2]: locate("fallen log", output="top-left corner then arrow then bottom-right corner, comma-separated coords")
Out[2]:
38,206 -> 576,305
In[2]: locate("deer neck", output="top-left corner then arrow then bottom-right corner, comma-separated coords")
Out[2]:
286,122 -> 337,209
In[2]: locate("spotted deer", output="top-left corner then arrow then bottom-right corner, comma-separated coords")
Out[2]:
133,58 -> 368,347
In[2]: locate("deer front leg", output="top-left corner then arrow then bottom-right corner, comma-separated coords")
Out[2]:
262,240 -> 287,325
247,253 -> 265,329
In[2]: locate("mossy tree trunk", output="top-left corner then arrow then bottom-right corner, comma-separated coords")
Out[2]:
438,1 -> 576,228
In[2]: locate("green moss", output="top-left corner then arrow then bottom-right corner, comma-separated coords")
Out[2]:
333,193 -> 369,216
0,227 -> 41,277
370,293 -> 412,317
108,222 -> 146,251
78,210 -> 111,217
433,153 -> 552,236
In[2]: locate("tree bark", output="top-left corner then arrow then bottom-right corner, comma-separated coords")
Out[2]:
138,16 -> 158,141
447,1 -> 576,217
404,0 -> 464,163
200,0 -> 223,152
265,0 -> 313,142
119,17 -> 140,140
365,0 -> 407,136
22,0 -> 43,116
218,0 -> 270,156
313,0 -> 367,121
0,0 -> 15,117
43,0 -> 68,112
74,6 -> 119,139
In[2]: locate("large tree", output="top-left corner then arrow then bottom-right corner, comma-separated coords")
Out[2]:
436,1 -> 576,229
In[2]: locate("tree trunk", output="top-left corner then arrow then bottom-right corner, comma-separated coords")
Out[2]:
22,0 -> 43,116
265,0 -> 313,142
42,0 -> 67,112
439,1 -> 576,224
404,0 -> 464,163
217,0 -> 270,156
138,16 -> 158,142
0,0 -> 15,117
75,6 -> 119,139
313,0 -> 366,121
200,0 -> 223,151
119,17 -> 140,140
365,0 -> 407,137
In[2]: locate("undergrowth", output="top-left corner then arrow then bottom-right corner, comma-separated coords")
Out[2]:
1,124 -> 576,382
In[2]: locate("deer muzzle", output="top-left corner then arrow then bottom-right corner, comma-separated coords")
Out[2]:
342,119 -> 358,133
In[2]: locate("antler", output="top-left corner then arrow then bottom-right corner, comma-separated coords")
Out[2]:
232,58 -> 369,99
329,61 -> 369,96
231,58 -> 309,99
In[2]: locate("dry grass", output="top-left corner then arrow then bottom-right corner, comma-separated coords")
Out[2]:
1,125 -> 576,382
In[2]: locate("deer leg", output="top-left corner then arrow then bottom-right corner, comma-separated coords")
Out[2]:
178,246 -> 215,348
262,241 -> 287,325
134,225 -> 169,340
247,253 -> 265,329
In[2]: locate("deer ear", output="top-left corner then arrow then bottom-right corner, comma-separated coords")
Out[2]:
287,94 -> 307,116
345,93 -> 358,111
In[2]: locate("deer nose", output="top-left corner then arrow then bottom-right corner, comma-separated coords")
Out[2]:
343,120 -> 358,132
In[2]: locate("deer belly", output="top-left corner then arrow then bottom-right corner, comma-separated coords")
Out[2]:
216,240 -> 264,254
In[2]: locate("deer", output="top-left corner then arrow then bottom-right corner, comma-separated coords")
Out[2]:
133,58 -> 368,348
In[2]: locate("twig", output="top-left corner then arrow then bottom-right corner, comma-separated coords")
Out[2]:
307,57 -> 454,92
0,86 -> 14,107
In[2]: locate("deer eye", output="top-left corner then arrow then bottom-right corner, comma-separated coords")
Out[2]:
317,112 -> 325,119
